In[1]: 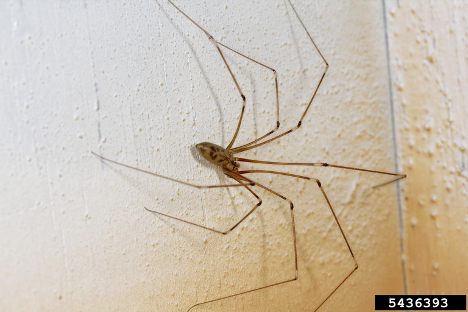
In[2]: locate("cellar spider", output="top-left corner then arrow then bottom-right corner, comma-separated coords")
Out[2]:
92,0 -> 406,311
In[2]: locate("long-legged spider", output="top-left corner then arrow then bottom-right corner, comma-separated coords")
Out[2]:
92,0 -> 406,310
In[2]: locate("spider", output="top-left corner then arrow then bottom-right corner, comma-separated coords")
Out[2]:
93,0 -> 406,310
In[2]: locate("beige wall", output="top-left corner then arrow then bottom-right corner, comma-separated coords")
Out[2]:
1,0 -> 465,311
386,0 -> 468,298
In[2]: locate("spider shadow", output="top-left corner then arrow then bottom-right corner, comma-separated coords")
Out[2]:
98,159 -> 212,248
156,1 -> 227,147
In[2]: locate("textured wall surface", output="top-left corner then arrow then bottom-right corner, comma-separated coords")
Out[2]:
386,0 -> 468,297
1,1 -> 405,311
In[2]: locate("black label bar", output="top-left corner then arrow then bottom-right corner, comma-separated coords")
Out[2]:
375,295 -> 466,310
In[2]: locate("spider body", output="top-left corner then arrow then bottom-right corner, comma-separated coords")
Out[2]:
196,142 -> 239,171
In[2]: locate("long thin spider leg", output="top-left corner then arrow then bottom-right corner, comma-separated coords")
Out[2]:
372,175 -> 407,188
237,169 -> 309,179
218,170 -> 264,233
144,207 -> 226,235
166,0 -> 246,151
309,180 -> 358,311
91,152 -> 253,189
215,42 -> 281,150
230,0 -> 329,154
187,172 -> 298,312
142,171 -> 263,235
238,169 -> 358,312
236,157 -> 407,186
213,41 -> 246,151
166,0 -> 212,38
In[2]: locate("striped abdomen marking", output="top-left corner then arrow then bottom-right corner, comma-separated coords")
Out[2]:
196,142 -> 233,167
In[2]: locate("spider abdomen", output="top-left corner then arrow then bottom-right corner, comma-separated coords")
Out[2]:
196,142 -> 234,168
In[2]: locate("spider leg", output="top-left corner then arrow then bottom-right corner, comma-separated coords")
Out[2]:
181,167 -> 359,311
167,0 -> 246,150
167,0 -> 286,152
237,169 -> 358,312
146,169 -> 263,235
230,0 -> 329,154
187,171 -> 299,311
237,156 -> 407,188
220,169 -> 263,233
92,152 -> 252,189
92,152 -> 256,235
217,42 -> 280,151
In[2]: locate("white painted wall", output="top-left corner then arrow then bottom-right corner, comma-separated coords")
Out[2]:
1,1 -> 409,311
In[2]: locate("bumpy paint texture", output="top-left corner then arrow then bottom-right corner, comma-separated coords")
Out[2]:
6,0 -> 462,311
386,0 -> 468,297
